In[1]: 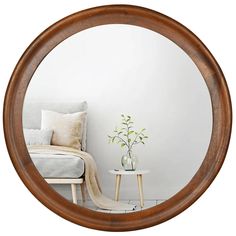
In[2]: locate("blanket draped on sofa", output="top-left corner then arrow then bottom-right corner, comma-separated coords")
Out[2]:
28,145 -> 136,211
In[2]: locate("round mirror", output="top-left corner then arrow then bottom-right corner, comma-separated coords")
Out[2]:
4,5 -> 231,231
23,24 -> 212,211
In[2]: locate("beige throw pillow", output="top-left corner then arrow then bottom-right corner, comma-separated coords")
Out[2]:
41,110 -> 86,150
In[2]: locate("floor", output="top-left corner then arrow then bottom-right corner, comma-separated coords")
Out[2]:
77,199 -> 166,213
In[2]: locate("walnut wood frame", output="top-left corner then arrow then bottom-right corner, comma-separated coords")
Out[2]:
3,5 -> 232,231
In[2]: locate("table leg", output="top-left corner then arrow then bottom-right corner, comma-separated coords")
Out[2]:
137,174 -> 144,208
115,174 -> 121,201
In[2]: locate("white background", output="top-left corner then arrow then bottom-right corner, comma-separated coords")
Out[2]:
24,23 -> 212,200
0,0 -> 235,235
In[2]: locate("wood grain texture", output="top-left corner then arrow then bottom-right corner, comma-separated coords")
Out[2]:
3,5 -> 232,231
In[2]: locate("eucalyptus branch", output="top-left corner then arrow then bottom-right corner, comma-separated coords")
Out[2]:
108,114 -> 148,153
124,116 -> 132,150
116,134 -> 129,147
132,140 -> 143,146
130,131 -> 143,149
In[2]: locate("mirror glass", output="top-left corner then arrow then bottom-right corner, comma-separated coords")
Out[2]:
23,24 -> 212,213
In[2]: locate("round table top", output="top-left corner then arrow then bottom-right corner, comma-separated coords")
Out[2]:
109,169 -> 150,175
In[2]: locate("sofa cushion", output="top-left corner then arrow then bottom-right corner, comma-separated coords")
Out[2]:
22,101 -> 88,150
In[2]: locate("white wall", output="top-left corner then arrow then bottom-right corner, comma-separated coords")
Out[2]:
1,1 -> 235,236
24,24 -> 212,200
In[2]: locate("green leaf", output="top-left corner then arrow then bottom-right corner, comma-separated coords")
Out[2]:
118,131 -> 122,135
143,136 -> 148,139
128,138 -> 131,143
139,136 -> 143,140
141,141 -> 145,144
121,143 -> 126,148
112,137 -> 116,142
122,122 -> 127,125
128,130 -> 134,135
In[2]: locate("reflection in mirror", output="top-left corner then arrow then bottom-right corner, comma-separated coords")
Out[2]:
23,24 -> 212,213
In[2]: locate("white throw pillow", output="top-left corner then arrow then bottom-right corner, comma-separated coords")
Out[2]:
23,101 -> 88,151
24,129 -> 53,145
41,110 -> 86,150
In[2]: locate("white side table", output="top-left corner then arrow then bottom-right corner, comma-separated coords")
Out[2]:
109,169 -> 150,207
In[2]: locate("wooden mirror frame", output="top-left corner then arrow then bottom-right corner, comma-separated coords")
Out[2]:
3,5 -> 232,231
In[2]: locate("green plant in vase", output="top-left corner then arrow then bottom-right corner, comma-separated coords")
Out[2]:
108,114 -> 148,171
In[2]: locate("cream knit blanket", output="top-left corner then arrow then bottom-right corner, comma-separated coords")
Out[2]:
28,145 -> 136,211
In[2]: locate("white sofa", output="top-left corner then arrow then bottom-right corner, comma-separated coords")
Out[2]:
22,101 -> 87,204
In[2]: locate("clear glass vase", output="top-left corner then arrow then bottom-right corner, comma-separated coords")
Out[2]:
121,150 -> 138,171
